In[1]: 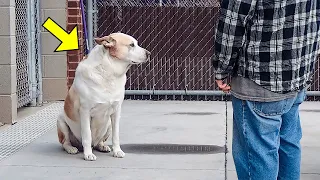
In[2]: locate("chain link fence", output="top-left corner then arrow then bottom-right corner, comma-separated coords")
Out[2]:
309,62 -> 320,101
16,0 -> 31,107
86,0 -> 320,101
88,0 -> 221,100
15,0 -> 42,108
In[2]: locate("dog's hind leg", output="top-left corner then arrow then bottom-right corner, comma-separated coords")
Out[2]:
57,115 -> 79,154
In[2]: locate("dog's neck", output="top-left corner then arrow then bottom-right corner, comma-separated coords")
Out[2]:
105,56 -> 129,77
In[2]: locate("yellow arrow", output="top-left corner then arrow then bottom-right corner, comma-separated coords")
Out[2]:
42,17 -> 79,52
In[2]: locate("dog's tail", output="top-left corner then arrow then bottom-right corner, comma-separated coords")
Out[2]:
57,125 -> 65,144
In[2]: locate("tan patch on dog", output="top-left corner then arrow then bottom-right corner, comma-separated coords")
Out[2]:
57,126 -> 65,144
64,87 -> 78,121
109,33 -> 132,45
109,33 -> 132,60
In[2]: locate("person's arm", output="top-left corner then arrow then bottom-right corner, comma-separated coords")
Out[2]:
213,0 -> 257,80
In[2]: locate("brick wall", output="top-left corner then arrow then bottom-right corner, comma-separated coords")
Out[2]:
67,0 -> 84,88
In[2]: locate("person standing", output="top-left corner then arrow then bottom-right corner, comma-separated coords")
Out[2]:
213,0 -> 320,179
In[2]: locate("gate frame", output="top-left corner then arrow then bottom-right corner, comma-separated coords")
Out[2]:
25,0 -> 42,107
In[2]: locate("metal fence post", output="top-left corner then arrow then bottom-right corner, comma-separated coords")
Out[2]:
36,0 -> 43,105
29,0 -> 37,106
87,0 -> 94,50
26,0 -> 36,106
93,0 -> 98,40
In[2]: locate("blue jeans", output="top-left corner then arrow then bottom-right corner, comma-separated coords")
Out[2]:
232,90 -> 306,180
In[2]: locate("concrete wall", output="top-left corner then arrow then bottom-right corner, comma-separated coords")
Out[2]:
0,0 -> 17,124
41,0 -> 67,101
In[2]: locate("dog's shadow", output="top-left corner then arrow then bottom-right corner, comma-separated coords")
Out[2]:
29,142 -> 115,161
31,142 -> 225,162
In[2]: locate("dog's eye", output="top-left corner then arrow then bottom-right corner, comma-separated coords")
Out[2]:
130,43 -> 135,47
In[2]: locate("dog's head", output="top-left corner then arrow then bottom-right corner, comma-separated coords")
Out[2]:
94,33 -> 150,64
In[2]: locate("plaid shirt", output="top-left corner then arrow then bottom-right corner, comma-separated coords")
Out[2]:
213,0 -> 320,93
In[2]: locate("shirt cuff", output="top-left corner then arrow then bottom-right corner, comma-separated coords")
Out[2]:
215,73 -> 229,80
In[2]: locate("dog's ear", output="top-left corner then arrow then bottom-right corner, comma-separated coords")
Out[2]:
94,37 -> 104,45
94,36 -> 116,48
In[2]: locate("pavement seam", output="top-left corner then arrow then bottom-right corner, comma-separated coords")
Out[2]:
301,173 -> 320,175
224,97 -> 228,180
0,164 -> 223,171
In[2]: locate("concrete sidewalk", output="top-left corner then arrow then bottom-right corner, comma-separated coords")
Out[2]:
0,101 -> 319,180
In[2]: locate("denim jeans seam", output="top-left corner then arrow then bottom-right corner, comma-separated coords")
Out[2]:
252,102 -> 283,116
282,99 -> 290,114
242,100 -> 252,180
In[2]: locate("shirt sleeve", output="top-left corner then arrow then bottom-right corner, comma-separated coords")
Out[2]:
213,0 -> 257,80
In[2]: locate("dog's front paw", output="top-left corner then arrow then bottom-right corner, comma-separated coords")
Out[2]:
113,149 -> 125,158
84,153 -> 97,161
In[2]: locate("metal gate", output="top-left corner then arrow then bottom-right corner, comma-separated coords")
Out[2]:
86,0 -> 222,100
85,0 -> 320,101
15,0 -> 42,108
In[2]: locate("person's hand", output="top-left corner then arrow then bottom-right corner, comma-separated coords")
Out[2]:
215,80 -> 231,93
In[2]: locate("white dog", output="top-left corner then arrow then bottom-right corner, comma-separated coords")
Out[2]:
57,32 -> 150,161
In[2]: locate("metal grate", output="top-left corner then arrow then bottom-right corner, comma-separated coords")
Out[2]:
16,0 -> 32,108
121,144 -> 225,154
0,103 -> 63,162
